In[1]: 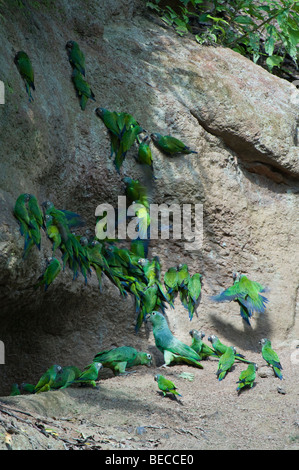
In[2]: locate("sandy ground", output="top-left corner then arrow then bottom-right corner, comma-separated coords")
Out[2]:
0,346 -> 298,451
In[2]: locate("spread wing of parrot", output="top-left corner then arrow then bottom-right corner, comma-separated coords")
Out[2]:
151,132 -> 197,155
14,51 -> 35,102
211,272 -> 269,325
154,374 -> 182,397
147,311 -> 203,368
66,40 -> 86,76
260,338 -> 283,380
236,363 -> 257,392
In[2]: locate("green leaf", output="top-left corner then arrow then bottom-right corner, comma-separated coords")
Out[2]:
266,55 -> 284,70
234,15 -> 255,25
287,25 -> 299,46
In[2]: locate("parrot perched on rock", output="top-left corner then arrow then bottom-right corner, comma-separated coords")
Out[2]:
20,383 -> 35,394
137,136 -> 153,169
72,68 -> 95,110
151,133 -> 197,155
96,108 -> 143,172
28,194 -> 44,229
164,267 -> 179,303
34,365 -> 62,393
147,311 -> 203,368
10,383 -> 21,396
66,40 -> 86,76
186,273 -> 202,320
236,363 -> 258,392
34,257 -> 61,291
189,330 -> 218,360
71,362 -> 103,388
211,272 -> 269,325
51,366 -> 82,390
13,193 -> 31,233
93,346 -> 152,375
260,338 -> 283,380
154,374 -> 182,398
14,51 -> 35,102
216,346 -> 236,381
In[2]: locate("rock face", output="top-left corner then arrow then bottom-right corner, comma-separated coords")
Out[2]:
0,0 -> 298,395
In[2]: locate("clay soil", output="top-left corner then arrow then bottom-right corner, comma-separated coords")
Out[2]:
0,347 -> 298,451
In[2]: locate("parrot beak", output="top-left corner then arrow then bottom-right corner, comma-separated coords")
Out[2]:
145,313 -> 151,322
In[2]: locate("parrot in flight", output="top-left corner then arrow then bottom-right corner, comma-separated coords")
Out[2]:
72,68 -> 95,110
34,257 -> 61,291
93,346 -> 152,375
147,311 -> 203,368
151,133 -> 197,155
14,51 -> 35,102
236,363 -> 258,392
216,346 -> 236,381
211,272 -> 269,325
154,374 -> 182,398
66,40 -> 86,76
260,338 -> 283,380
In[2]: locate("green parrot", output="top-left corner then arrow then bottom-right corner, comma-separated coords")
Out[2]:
154,374 -> 182,398
93,346 -> 152,375
28,194 -> 44,228
236,363 -> 258,392
71,68 -> 95,110
207,334 -> 250,363
123,177 -> 150,209
177,264 -> 190,289
13,193 -> 31,235
164,267 -> 179,303
136,284 -> 159,332
260,338 -> 283,380
34,257 -> 61,291
95,108 -> 120,137
34,365 -> 62,393
216,346 -> 236,381
14,51 -> 35,102
211,272 -> 269,325
186,273 -> 202,320
137,136 -> 153,169
189,330 -> 217,359
147,311 -> 203,368
51,366 -> 82,390
20,383 -> 35,394
66,40 -> 85,76
42,201 -> 85,229
45,215 -> 62,253
150,133 -> 197,155
10,383 -> 21,396
114,124 -> 144,173
71,362 -> 103,388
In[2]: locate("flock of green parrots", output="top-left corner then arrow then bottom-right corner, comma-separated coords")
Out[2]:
10,40 -> 282,400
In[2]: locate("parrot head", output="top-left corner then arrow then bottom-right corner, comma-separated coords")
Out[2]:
66,40 -> 77,50
154,374 -> 161,382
